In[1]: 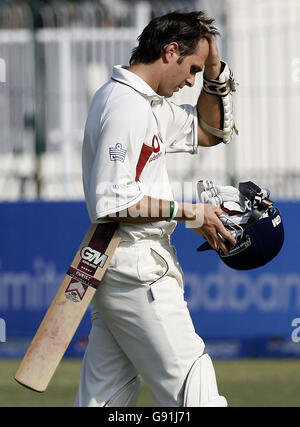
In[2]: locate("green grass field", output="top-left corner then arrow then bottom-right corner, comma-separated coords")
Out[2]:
1,358 -> 300,407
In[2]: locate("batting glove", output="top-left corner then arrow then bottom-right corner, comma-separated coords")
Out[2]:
197,180 -> 252,240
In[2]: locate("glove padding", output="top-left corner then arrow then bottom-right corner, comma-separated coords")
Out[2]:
238,181 -> 271,218
197,180 -> 271,242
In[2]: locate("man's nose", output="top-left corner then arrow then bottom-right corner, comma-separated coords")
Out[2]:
185,74 -> 195,87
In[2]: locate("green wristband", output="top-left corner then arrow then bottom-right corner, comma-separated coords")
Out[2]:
167,201 -> 176,222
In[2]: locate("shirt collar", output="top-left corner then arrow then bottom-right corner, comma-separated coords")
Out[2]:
111,65 -> 163,104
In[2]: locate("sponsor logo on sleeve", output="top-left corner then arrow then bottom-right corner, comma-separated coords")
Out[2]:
148,134 -> 162,162
109,143 -> 127,162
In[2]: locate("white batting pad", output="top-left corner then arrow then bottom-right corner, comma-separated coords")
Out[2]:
183,353 -> 227,407
104,376 -> 141,407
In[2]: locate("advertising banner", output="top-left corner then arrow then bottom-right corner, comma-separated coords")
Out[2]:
0,201 -> 299,358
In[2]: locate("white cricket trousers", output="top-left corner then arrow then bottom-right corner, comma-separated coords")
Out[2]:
75,236 -> 205,407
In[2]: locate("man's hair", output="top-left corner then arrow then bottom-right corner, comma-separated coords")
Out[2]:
129,11 -> 219,65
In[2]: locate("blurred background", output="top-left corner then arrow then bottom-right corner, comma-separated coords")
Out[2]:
0,0 -> 300,407
1,0 -> 300,200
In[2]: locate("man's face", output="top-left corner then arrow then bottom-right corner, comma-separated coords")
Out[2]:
158,38 -> 209,97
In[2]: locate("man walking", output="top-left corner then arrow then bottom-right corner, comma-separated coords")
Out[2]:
76,11 -> 237,407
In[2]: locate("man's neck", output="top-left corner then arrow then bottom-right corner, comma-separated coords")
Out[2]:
127,62 -> 162,94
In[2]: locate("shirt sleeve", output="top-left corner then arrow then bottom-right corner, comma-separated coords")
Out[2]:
84,100 -> 149,220
164,100 -> 198,154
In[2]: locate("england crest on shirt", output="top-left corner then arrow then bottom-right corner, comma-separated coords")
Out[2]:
109,143 -> 127,162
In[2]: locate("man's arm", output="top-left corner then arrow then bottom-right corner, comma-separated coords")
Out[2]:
105,195 -> 236,254
197,32 -> 238,147
197,32 -> 222,147
197,91 -> 222,147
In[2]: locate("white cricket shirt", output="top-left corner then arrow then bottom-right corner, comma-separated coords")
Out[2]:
82,65 -> 198,241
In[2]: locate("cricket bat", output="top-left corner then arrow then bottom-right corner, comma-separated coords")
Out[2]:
14,221 -> 121,392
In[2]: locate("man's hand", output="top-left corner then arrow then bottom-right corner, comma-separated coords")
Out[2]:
194,203 -> 236,254
179,202 -> 236,254
199,21 -> 221,79
203,32 -> 221,79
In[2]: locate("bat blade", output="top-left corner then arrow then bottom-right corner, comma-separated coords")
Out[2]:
14,222 -> 120,392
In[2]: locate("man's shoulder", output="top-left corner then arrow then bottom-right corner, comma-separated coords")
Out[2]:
94,78 -> 149,113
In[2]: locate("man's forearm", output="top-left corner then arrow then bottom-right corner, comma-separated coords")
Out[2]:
197,62 -> 223,147
104,195 -> 236,254
197,90 -> 222,145
106,196 -> 197,224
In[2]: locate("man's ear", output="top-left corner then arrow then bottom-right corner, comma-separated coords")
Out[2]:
162,42 -> 180,63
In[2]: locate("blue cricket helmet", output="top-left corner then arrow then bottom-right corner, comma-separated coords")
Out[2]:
198,203 -> 284,271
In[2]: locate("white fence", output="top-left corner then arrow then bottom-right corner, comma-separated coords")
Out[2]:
0,0 -> 299,201
226,0 -> 300,198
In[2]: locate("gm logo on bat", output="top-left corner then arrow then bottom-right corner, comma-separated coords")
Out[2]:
80,246 -> 108,268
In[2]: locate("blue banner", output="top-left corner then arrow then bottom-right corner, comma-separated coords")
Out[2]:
172,201 -> 300,357
0,201 -> 299,358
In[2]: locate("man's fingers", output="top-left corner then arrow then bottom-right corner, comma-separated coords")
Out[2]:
215,209 -> 236,246
203,31 -> 213,41
219,241 -> 229,255
199,21 -> 210,33
217,223 -> 236,246
206,234 -> 218,251
206,232 -> 229,255
196,204 -> 237,252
